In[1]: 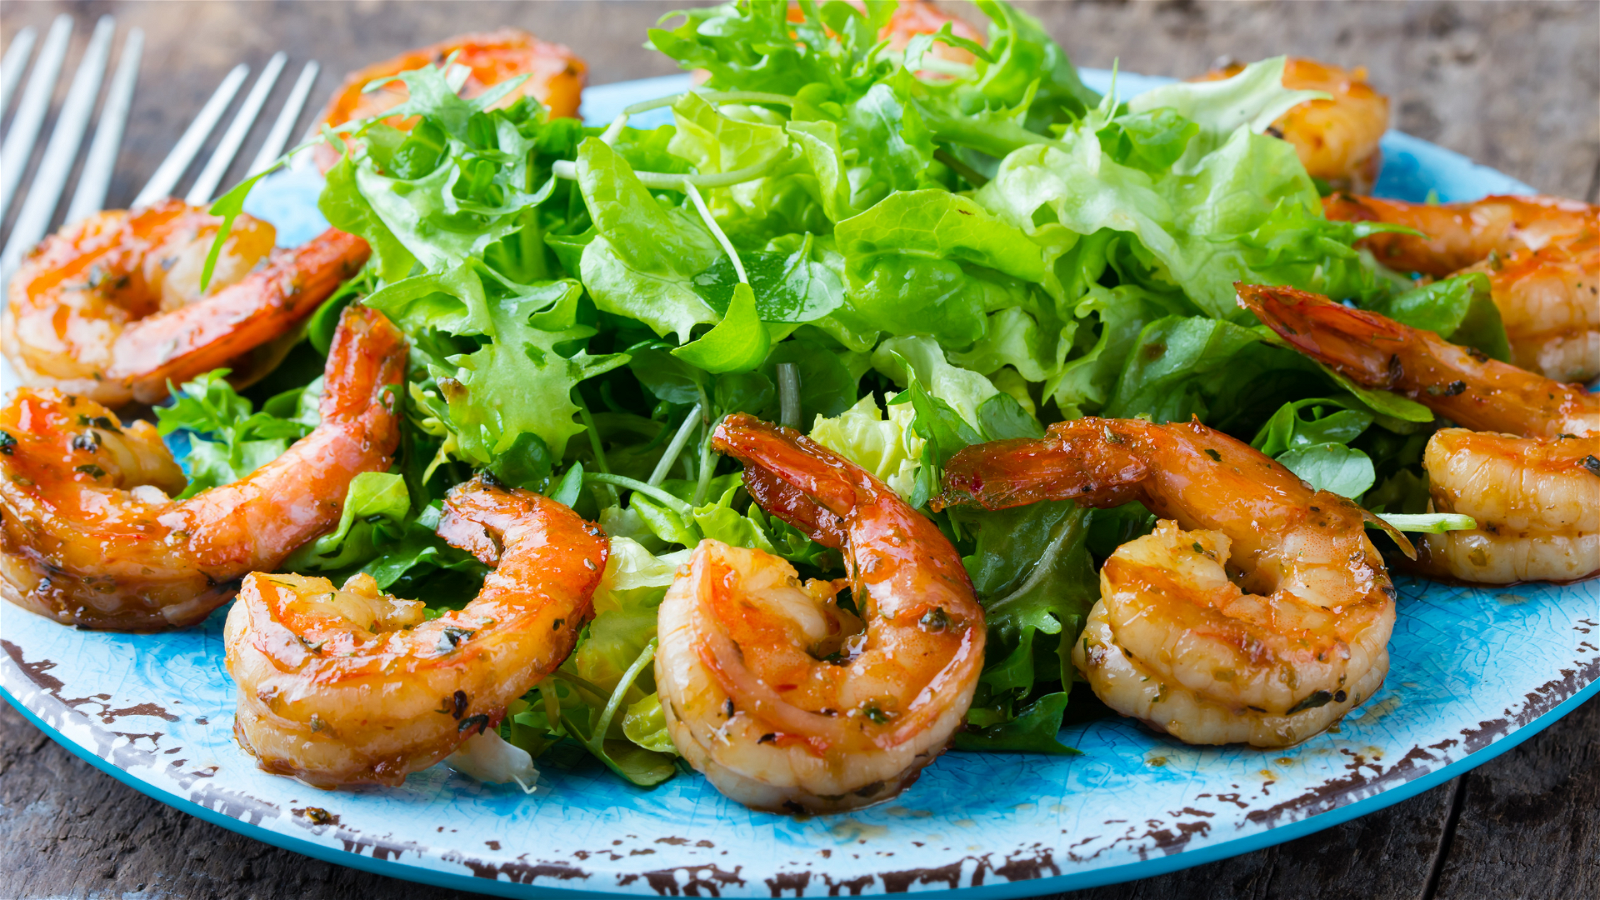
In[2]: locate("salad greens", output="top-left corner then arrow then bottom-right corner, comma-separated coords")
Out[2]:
188,0 -> 1494,787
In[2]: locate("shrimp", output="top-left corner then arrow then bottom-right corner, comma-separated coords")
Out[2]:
1324,193 -> 1599,382
315,29 -> 586,172
0,306 -> 407,630
1195,58 -> 1389,193
654,414 -> 985,814
1239,282 -> 1599,584
225,475 -> 607,788
938,417 -> 1397,748
3,198 -> 371,406
880,0 -> 985,68
783,1 -> 983,72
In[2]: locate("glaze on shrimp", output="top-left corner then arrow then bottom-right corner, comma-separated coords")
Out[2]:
3,199 -> 370,406
654,414 -> 985,814
226,476 -> 607,787
939,417 -> 1397,748
1239,282 -> 1599,584
0,306 -> 406,630
1324,193 -> 1599,382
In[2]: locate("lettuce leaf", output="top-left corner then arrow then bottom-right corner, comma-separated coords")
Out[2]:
156,371 -> 316,498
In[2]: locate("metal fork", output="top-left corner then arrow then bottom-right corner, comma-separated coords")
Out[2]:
0,14 -> 323,284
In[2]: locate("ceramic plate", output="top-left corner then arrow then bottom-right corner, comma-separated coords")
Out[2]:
3,71 -> 1596,900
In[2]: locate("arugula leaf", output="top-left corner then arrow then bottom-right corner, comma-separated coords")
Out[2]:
1366,272 -> 1511,362
951,502 -> 1096,643
1276,443 -> 1376,498
954,691 -> 1080,755
1251,397 -> 1374,457
155,371 -> 315,498
689,233 -> 845,324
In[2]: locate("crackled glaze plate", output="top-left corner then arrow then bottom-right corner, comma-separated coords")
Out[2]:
2,71 -> 1597,900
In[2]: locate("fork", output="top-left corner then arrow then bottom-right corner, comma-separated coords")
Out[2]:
0,13 -> 323,285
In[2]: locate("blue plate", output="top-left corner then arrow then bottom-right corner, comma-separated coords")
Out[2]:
2,71 -> 1593,900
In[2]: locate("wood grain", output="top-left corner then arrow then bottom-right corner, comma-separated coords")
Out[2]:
0,2 -> 1596,898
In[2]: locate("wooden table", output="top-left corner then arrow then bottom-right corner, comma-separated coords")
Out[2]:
1,2 -> 1596,898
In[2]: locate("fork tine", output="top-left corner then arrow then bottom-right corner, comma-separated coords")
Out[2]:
132,62 -> 248,208
0,25 -> 39,122
63,27 -> 142,224
0,16 -> 115,281
289,83 -> 331,172
246,60 -> 318,178
185,51 -> 286,205
0,14 -> 73,222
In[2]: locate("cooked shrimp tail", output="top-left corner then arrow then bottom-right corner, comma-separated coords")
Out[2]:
653,414 -> 985,814
1,306 -> 407,630
227,475 -> 608,787
1239,282 -> 1599,583
941,417 -> 1396,748
1236,282 -> 1594,438
1323,192 -> 1599,382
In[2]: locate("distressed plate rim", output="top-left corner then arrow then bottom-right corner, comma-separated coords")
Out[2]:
5,665 -> 1596,900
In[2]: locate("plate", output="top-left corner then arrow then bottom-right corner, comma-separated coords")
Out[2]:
2,70 -> 1596,900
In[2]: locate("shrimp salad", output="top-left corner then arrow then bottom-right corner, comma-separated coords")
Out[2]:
3,1 -> 1595,809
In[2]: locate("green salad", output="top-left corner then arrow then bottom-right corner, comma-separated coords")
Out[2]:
185,0 -> 1495,786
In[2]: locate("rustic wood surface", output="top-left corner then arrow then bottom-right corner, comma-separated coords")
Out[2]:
1,2 -> 1596,898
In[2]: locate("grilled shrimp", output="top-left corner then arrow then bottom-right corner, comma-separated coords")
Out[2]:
1240,283 -> 1599,584
939,418 -> 1396,748
1195,58 -> 1389,193
655,414 -> 985,814
0,306 -> 406,630
3,198 -> 371,406
881,0 -> 985,67
1324,193 -> 1599,382
226,476 -> 607,788
316,29 -> 585,172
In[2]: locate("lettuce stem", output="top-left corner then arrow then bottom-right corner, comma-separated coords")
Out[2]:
648,403 -> 703,486
585,473 -> 693,516
685,182 -> 747,284
591,638 -> 659,748
575,398 -> 618,505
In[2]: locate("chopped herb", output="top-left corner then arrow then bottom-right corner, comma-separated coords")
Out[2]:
437,626 -> 475,654
1287,690 -> 1334,714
